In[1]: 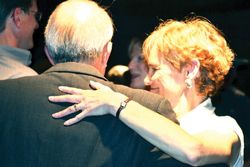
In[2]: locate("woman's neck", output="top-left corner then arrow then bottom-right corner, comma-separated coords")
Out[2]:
173,89 -> 206,121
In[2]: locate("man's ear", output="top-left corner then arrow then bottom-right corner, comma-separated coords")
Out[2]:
11,8 -> 23,29
44,46 -> 55,65
101,41 -> 112,65
185,59 -> 200,79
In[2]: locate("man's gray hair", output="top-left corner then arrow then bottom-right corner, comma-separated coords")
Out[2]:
45,0 -> 114,64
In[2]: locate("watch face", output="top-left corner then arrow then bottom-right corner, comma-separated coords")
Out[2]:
121,101 -> 126,107
116,98 -> 130,118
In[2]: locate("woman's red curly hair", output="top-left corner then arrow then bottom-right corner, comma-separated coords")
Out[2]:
143,17 -> 235,97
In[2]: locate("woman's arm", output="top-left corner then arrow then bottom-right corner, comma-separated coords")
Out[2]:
118,100 -> 240,166
49,81 -> 241,166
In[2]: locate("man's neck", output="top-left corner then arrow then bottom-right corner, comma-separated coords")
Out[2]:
0,31 -> 19,48
89,58 -> 106,76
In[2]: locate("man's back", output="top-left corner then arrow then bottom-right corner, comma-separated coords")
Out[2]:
0,62 -> 171,167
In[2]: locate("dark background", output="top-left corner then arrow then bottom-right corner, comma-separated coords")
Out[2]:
30,0 -> 250,96
31,0 -> 250,73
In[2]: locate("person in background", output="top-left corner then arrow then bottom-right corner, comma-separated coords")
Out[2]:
106,37 -> 147,88
128,37 -> 148,89
0,0 -> 41,80
49,17 -> 244,166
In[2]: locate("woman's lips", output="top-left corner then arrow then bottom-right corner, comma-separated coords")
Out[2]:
149,87 -> 159,93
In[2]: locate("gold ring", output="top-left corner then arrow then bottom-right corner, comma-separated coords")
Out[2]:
73,104 -> 77,111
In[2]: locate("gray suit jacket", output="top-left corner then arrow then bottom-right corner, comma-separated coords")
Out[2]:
0,62 -> 177,167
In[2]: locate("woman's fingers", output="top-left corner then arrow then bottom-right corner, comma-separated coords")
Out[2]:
58,86 -> 85,95
52,102 -> 83,118
50,82 -> 116,126
62,101 -> 108,126
89,80 -> 112,91
64,110 -> 88,126
48,94 -> 83,103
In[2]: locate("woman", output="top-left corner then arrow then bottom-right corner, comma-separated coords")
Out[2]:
128,37 -> 148,89
49,17 -> 244,166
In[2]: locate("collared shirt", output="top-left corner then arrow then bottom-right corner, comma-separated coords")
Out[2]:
0,45 -> 38,80
179,98 -> 244,167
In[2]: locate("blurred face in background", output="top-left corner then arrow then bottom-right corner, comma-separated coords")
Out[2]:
17,0 -> 39,49
128,42 -> 148,89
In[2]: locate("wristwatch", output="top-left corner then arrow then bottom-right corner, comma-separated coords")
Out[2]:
116,98 -> 131,119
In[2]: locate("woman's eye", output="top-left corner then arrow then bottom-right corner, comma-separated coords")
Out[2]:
135,55 -> 144,62
138,56 -> 144,61
149,67 -> 159,73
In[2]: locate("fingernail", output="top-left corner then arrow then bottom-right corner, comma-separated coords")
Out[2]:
64,121 -> 70,126
58,86 -> 64,90
52,113 -> 59,118
48,96 -> 53,100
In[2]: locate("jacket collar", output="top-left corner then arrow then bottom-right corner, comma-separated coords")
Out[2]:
43,62 -> 108,81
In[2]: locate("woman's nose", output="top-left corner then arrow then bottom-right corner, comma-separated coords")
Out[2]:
144,74 -> 152,86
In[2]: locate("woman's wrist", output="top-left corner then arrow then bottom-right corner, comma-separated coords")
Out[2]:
108,93 -> 128,117
116,97 -> 131,119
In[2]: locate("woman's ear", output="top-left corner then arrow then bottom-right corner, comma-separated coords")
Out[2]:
44,46 -> 55,65
185,59 -> 200,79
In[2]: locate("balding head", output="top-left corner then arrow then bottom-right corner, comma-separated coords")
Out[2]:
45,0 -> 114,64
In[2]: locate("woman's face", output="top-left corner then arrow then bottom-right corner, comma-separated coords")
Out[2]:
128,43 -> 148,89
144,54 -> 187,107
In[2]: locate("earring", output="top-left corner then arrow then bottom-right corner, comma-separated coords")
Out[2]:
185,78 -> 192,89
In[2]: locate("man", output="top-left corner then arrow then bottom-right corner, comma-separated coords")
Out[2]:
0,0 -> 179,166
0,0 -> 41,79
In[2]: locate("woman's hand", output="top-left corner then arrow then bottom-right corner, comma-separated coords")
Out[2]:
48,81 -> 127,126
